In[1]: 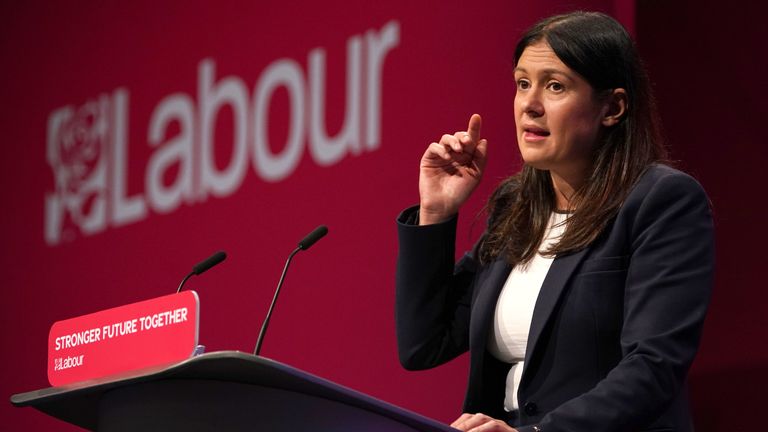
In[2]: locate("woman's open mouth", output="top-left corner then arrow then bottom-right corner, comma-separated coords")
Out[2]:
522,126 -> 550,141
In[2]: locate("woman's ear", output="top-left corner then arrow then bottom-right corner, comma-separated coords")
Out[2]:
602,88 -> 627,127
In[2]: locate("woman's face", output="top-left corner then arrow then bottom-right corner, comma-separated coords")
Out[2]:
514,41 -> 607,181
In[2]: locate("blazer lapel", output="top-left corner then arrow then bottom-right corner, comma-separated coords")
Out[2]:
470,258 -> 511,352
521,248 -> 589,380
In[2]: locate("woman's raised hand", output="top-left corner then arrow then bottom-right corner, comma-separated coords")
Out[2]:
419,114 -> 488,225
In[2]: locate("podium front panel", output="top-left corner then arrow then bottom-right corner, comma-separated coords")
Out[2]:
99,379 -> 423,431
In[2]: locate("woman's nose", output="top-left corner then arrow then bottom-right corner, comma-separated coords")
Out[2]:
518,90 -> 544,118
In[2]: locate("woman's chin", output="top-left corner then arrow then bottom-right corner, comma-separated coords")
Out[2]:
519,156 -> 552,171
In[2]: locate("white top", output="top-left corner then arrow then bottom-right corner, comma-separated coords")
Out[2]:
487,211 -> 568,411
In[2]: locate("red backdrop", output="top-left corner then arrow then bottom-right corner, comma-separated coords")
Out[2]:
637,2 -> 768,431
2,1 -> 764,431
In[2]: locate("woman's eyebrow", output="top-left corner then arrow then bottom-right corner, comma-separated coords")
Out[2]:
514,66 -> 573,80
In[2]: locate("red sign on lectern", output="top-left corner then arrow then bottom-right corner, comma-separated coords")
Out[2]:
47,291 -> 200,387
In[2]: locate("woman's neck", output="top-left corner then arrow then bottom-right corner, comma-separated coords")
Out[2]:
550,169 -> 587,211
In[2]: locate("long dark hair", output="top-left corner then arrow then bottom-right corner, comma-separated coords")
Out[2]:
478,11 -> 667,266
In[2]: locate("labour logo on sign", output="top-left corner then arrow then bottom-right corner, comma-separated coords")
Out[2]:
44,20 -> 400,246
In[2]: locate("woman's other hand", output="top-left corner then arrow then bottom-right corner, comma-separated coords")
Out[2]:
450,412 -> 519,432
418,114 -> 488,225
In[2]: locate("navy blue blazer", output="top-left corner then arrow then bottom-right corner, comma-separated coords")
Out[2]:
396,164 -> 714,432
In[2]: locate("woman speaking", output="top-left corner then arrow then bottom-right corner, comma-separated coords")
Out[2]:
395,11 -> 714,432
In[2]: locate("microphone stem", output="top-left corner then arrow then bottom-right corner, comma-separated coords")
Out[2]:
254,246 -> 301,356
177,271 -> 194,294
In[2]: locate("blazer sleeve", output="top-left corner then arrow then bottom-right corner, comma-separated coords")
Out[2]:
520,170 -> 715,432
395,206 -> 478,370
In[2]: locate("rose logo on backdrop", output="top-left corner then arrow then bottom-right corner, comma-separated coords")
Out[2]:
44,20 -> 400,245
45,98 -> 110,243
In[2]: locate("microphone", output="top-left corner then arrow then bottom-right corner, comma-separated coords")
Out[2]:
254,225 -> 328,356
192,251 -> 227,275
177,251 -> 227,293
298,225 -> 328,250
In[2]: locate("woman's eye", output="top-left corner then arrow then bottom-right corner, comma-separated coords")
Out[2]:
547,82 -> 564,92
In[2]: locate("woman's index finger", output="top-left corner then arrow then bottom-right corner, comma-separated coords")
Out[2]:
467,114 -> 482,140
